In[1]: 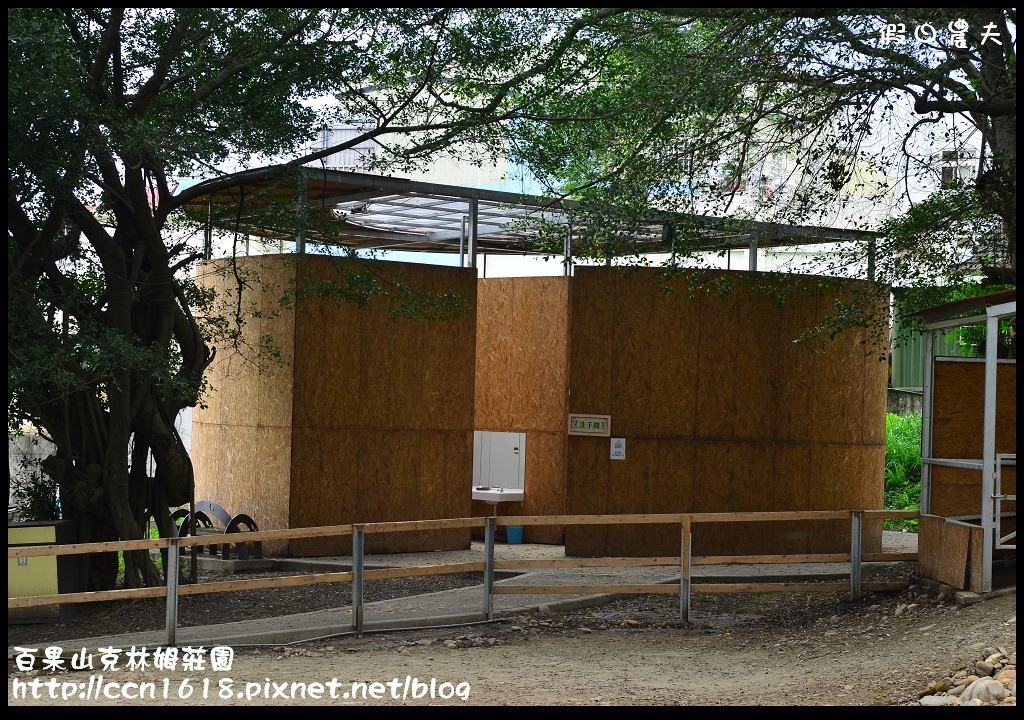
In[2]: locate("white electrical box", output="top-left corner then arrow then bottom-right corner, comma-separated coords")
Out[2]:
473,431 -> 526,490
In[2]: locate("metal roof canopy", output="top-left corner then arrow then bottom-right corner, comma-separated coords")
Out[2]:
909,288 -> 1017,325
183,168 -> 879,263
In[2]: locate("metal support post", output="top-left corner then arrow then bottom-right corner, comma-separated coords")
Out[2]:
679,517 -> 691,622
460,215 -> 467,267
484,517 -> 496,619
296,174 -> 308,254
850,511 -> 862,600
165,539 -> 180,647
980,311 -> 1000,593
468,199 -> 479,269
920,329 -> 935,514
564,227 -> 573,276
352,526 -> 364,632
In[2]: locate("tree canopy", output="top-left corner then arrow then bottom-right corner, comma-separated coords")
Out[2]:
508,8 -> 1015,339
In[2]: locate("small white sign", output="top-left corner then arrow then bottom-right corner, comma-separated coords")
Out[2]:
610,437 -> 626,460
568,414 -> 611,437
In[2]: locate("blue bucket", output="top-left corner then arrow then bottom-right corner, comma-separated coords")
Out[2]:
506,525 -> 524,544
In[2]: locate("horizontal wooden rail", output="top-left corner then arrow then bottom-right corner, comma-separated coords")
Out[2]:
493,514 -> 684,526
9,537 -> 166,558
8,510 -> 919,558
358,517 -> 485,533
176,524 -> 354,548
493,511 -> 852,526
863,509 -> 920,520
9,586 -> 166,609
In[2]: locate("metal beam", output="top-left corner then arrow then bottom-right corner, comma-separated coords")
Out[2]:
468,198 -> 479,269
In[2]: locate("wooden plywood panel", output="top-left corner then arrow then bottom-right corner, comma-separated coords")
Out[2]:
290,263 -> 362,431
357,429 -> 471,555
598,271 -> 703,438
195,256 -> 477,558
930,464 -> 1015,519
997,465 -> 1016,515
474,279 -> 514,429
191,423 -> 224,514
411,429 -> 474,552
257,259 -> 297,429
218,256 -> 297,429
856,444 -> 886,554
608,277 -> 659,436
213,423 -> 258,521
521,432 -> 567,544
930,466 -> 984,518
568,269 -> 614,416
396,270 -> 476,433
694,286 -> 739,441
312,259 -> 476,433
808,443 -> 859,553
290,427 -> 471,556
729,281 -> 781,443
253,426 -> 292,556
772,289 -> 820,443
600,439 -> 697,556
692,442 -> 737,554
564,268 -> 889,557
194,255 -> 300,430
832,443 -> 886,553
932,360 -> 1017,459
838,285 -> 889,445
967,523 -> 985,593
648,282 -> 700,438
918,514 -> 969,588
810,288 -> 867,445
192,256 -> 298,557
601,439 -> 654,556
862,358 -> 890,446
772,444 -> 812,554
287,427 -> 360,556
692,442 -> 775,555
507,278 -> 570,431
197,424 -> 290,555
564,437 -> 610,556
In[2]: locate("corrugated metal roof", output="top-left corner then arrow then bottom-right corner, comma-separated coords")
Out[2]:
178,168 -> 879,256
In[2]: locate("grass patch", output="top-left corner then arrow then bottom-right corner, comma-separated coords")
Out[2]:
884,412 -> 921,532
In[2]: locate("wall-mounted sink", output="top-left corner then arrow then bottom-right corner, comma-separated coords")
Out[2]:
473,486 -> 524,504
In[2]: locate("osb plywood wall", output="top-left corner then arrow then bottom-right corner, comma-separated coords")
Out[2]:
930,359 -> 1017,518
473,277 -> 570,543
565,267 -> 888,557
192,256 -> 296,555
287,255 -> 477,555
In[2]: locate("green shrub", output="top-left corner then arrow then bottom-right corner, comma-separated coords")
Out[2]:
884,412 -> 922,532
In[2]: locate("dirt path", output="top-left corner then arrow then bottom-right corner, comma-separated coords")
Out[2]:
9,589 -> 1015,706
